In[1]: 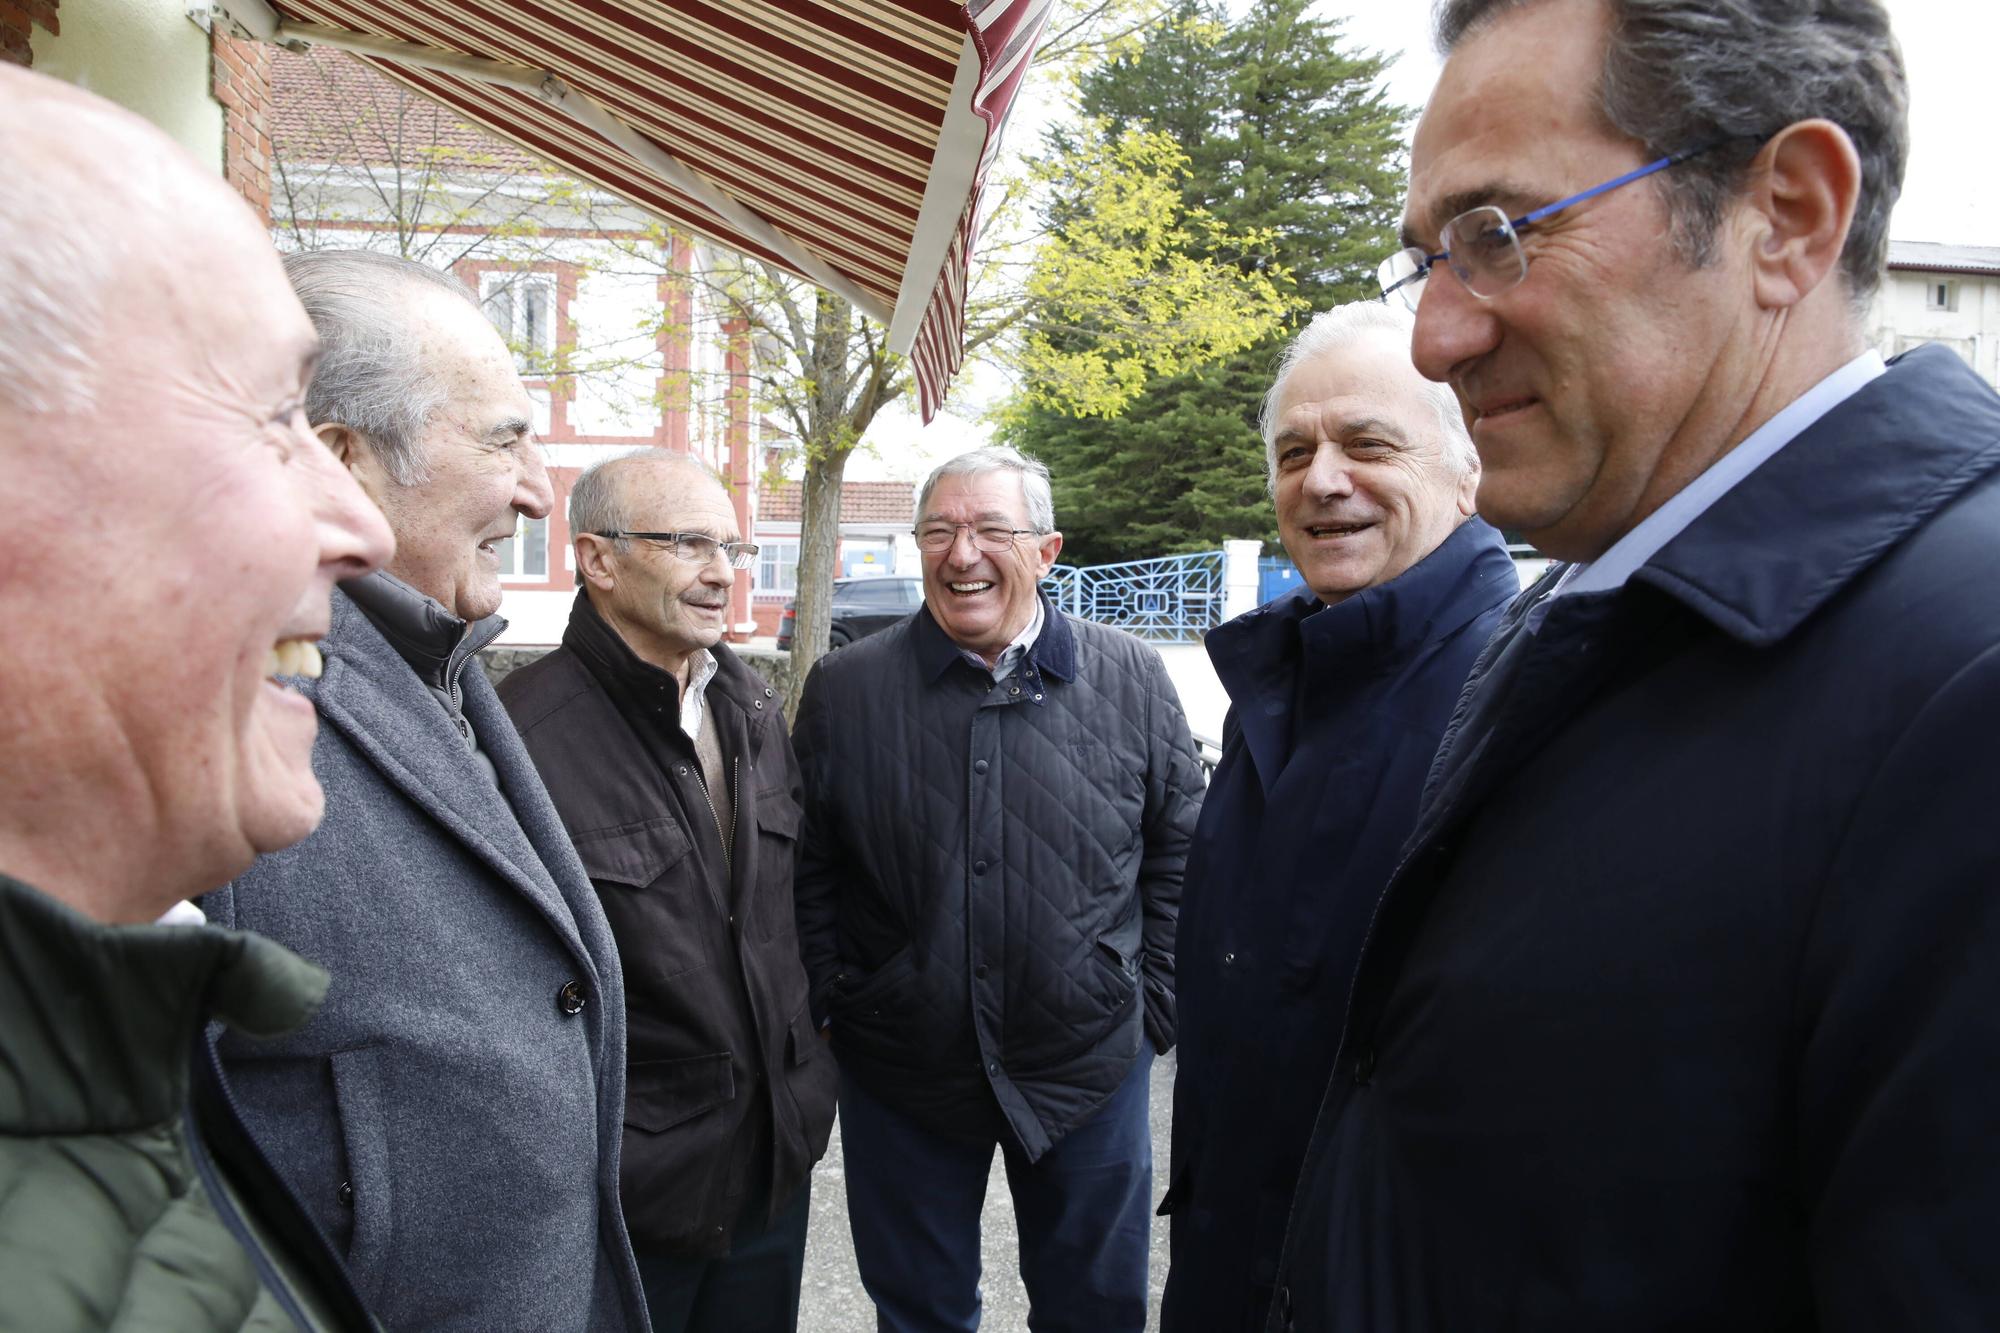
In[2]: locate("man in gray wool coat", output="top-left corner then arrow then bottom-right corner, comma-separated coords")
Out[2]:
202,249 -> 649,1333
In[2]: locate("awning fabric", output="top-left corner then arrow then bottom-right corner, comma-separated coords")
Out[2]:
243,0 -> 1051,420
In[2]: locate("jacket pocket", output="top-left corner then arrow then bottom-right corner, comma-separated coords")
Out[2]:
829,943 -> 918,1016
625,1052 -> 735,1135
747,789 -> 803,943
328,1045 -> 395,1298
572,817 -> 693,889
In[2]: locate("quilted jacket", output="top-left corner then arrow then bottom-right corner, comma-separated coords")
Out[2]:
0,873 -> 376,1332
794,597 -> 1204,1160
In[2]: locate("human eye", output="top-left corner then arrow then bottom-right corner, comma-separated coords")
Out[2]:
1276,443 -> 1311,470
976,525 -> 1017,545
916,526 -> 953,548
674,534 -> 719,562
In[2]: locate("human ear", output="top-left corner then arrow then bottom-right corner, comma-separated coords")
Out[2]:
1743,119 -> 1860,311
573,534 -> 619,593
317,423 -> 393,506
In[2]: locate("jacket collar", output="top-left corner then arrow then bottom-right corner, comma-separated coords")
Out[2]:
912,590 -> 1078,685
1632,345 -> 2000,646
564,589 -> 766,727
0,874 -> 327,1133
1208,517 -> 1515,794
341,569 -> 505,690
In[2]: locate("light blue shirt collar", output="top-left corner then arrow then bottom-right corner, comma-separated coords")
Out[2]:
989,598 -> 1046,681
1554,349 -> 1886,599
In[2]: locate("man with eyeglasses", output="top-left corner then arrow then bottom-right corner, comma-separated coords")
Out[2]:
793,446 -> 1204,1333
1268,1 -> 2000,1329
498,450 -> 835,1333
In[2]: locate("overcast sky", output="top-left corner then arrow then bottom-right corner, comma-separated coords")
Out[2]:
1323,0 -> 1997,246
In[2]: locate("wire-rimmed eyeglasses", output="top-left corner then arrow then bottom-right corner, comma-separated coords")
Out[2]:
599,530 -> 760,569
1378,142 -> 1727,311
914,522 -> 1042,554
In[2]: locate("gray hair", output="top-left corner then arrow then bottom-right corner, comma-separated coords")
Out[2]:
1260,301 -> 1477,492
569,449 -> 724,553
283,249 -> 483,486
917,445 -> 1056,534
1434,0 -> 1907,303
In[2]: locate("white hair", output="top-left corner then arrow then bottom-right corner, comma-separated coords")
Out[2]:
917,445 -> 1056,533
1259,300 -> 1478,492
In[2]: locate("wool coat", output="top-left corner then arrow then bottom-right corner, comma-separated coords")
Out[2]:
1268,345 -> 2000,1331
499,592 -> 838,1256
202,585 -> 648,1333
1161,517 -> 1515,1333
793,599 -> 1205,1160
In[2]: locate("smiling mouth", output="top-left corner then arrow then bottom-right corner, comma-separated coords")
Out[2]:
1305,522 -> 1376,539
947,581 -> 994,595
266,637 -> 324,681
1474,396 -> 1537,421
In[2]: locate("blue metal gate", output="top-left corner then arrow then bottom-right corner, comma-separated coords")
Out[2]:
1041,550 -> 1225,643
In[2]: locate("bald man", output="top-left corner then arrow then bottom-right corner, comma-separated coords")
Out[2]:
499,451 -> 836,1333
0,67 -> 391,1330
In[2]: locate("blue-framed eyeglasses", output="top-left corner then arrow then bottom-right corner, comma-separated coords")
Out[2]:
1378,142 -> 1727,311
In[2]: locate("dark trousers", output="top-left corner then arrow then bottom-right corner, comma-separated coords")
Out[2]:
839,1047 -> 1154,1333
634,1182 -> 812,1333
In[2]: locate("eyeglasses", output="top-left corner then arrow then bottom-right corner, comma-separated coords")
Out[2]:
1378,142 -> 1725,311
914,522 -> 1042,554
598,531 -> 760,569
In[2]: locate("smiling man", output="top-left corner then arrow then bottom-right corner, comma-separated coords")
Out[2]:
1161,301 -> 1515,1333
1269,1 -> 2000,1329
0,69 -> 393,1330
499,452 -> 836,1333
202,251 -> 648,1333
793,446 -> 1204,1333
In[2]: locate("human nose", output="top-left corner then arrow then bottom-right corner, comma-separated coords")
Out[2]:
1409,253 -> 1501,387
1302,443 -> 1356,501
945,525 -> 984,566
308,433 -> 394,579
515,443 -> 554,519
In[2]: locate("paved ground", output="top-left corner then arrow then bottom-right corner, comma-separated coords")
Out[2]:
798,1052 -> 1178,1332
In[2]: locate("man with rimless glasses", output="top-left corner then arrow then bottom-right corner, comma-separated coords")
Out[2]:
1269,0 -> 2000,1329
794,446 -> 1203,1332
500,451 -> 836,1333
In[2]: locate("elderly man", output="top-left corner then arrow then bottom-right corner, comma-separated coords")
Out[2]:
201,250 -> 648,1333
1159,300 -> 1515,1333
499,452 -> 837,1332
0,70 -> 392,1328
1270,1 -> 2000,1329
794,446 -> 1204,1333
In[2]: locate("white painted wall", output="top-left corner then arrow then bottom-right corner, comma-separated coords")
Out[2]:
1868,269 -> 2000,387
32,0 -> 225,174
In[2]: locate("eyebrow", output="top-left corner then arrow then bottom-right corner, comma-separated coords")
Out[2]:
483,416 -> 534,445
1274,415 -> 1411,449
917,510 -> 1021,526
1400,181 -> 1540,250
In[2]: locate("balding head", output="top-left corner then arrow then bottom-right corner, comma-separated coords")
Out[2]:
0,69 -> 392,921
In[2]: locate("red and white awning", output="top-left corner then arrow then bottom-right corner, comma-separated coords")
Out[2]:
211,0 -> 1051,420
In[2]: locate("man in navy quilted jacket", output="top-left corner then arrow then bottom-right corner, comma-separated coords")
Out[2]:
794,445 -> 1205,1333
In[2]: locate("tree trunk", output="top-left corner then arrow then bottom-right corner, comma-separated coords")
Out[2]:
781,442 -> 853,722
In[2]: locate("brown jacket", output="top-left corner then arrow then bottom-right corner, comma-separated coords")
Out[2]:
499,592 -> 836,1256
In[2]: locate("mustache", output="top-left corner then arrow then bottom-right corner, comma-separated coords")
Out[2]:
681,593 -> 729,609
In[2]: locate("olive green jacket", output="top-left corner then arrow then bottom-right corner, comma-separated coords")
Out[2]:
0,873 -> 377,1331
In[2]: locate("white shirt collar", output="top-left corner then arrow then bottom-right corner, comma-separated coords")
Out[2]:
678,648 -> 720,743
988,598 -> 1047,682
1555,349 -> 1886,598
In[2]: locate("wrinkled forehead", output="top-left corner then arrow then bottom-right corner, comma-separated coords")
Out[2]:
1405,0 -> 1613,244
621,462 -> 739,536
920,469 -> 1031,524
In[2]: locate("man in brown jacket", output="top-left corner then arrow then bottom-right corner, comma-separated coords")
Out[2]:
499,450 -> 837,1333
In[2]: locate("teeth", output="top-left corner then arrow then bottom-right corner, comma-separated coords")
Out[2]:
267,639 -> 324,680
950,582 -> 993,593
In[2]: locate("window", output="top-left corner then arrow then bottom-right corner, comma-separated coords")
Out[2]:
1926,280 -> 1959,312
757,540 -> 800,596
494,515 -> 548,580
846,578 -> 907,604
481,272 -> 557,370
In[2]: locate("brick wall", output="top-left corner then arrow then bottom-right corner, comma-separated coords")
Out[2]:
1,0 -> 58,68
211,29 -> 273,221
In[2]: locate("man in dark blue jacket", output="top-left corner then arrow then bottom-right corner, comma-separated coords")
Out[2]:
1270,1 -> 2000,1328
794,446 -> 1204,1333
1160,301 -> 1516,1333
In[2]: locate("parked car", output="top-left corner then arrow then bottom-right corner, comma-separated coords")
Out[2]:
777,575 -> 924,651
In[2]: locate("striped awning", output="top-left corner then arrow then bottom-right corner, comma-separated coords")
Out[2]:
212,0 -> 1051,420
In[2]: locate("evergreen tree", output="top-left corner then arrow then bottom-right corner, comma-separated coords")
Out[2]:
1006,0 -> 1412,561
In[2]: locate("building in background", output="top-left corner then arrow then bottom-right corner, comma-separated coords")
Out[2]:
1869,241 -> 2000,387
751,480 -> 917,636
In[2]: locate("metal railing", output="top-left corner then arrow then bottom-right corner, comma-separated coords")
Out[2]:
1040,550 -> 1227,644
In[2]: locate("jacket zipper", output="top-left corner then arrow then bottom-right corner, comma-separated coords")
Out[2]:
696,755 -> 737,886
